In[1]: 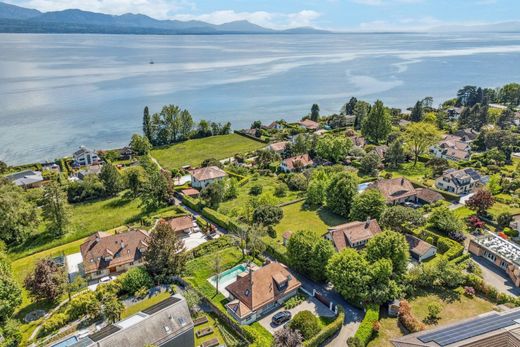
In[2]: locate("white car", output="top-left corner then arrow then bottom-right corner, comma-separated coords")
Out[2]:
99,276 -> 116,283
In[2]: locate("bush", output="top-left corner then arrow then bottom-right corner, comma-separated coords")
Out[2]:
67,291 -> 99,321
183,195 -> 202,212
289,310 -> 320,340
274,183 -> 288,197
398,300 -> 425,333
202,207 -> 230,229
354,305 -> 380,347
284,294 -> 306,309
304,307 -> 345,347
504,227 -> 519,238
249,184 -> 263,196
39,313 -> 69,337
464,286 -> 475,297
286,173 -> 308,191
427,302 -> 442,321
188,235 -> 234,259
119,267 -> 153,295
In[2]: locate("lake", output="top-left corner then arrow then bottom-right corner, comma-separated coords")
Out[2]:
1,32 -> 520,165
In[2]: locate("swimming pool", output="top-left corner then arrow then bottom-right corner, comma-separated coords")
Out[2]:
208,264 -> 248,297
51,336 -> 78,347
358,182 -> 370,193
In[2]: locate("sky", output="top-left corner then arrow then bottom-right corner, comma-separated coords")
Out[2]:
4,0 -> 520,31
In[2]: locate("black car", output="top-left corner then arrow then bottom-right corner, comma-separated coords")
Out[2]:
272,311 -> 292,325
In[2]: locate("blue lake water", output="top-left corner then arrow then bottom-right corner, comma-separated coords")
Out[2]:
1,32 -> 520,164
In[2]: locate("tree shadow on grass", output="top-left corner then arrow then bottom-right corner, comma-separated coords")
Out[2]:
105,196 -> 133,208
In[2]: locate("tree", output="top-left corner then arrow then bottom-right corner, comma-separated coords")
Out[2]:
310,104 -> 320,122
287,230 -> 334,282
213,252 -> 222,295
466,189 -> 495,216
0,180 -> 38,245
422,96 -> 434,108
251,120 -> 262,129
497,211 -> 513,229
410,101 -> 424,122
119,267 -> 153,295
0,318 -> 21,347
99,162 -> 123,196
350,189 -> 386,221
404,122 -> 441,166
353,101 -> 370,130
246,224 -> 267,257
428,207 -> 464,234
273,327 -> 303,347
0,160 -> 8,174
0,251 -> 22,323
428,157 -> 450,177
380,205 -> 424,233
125,166 -> 145,198
145,221 -> 187,283
289,310 -> 320,340
497,108 -> 515,130
200,181 -> 225,208
316,136 -> 352,163
459,103 -> 489,131
361,100 -> 392,144
129,134 -> 152,155
253,205 -> 283,227
178,109 -> 194,140
499,83 -> 520,106
42,181 -> 70,237
24,258 -> 66,301
326,249 -> 370,304
343,97 -> 358,115
365,230 -> 410,276
140,162 -> 169,210
256,149 -> 280,169
101,292 -> 124,323
457,85 -> 479,107
359,151 -> 381,177
385,139 -> 406,169
326,171 -> 358,217
143,106 -> 152,142
286,173 -> 308,191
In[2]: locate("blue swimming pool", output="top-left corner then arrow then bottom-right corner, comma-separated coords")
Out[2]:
51,336 -> 78,347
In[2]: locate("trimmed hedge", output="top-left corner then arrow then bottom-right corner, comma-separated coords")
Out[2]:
354,305 -> 380,347
202,207 -> 231,229
451,253 -> 471,264
304,306 -> 345,347
38,313 -> 69,338
265,243 -> 289,265
182,195 -> 203,212
187,235 -> 234,259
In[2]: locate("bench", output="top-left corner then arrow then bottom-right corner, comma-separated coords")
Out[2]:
196,327 -> 214,338
201,338 -> 219,347
194,316 -> 209,326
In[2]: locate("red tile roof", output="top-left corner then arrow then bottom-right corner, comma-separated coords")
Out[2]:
370,178 -> 416,203
282,154 -> 313,170
190,166 -> 227,181
299,119 -> 320,130
328,219 -> 381,251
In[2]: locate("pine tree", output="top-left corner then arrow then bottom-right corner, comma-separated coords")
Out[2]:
311,104 -> 320,121
361,100 -> 392,144
142,106 -> 152,142
410,101 -> 424,122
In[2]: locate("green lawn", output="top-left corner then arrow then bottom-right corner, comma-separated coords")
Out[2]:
151,134 -> 265,170
380,162 -> 434,186
488,201 -> 520,219
369,288 -> 496,347
121,291 -> 171,319
194,313 -> 226,347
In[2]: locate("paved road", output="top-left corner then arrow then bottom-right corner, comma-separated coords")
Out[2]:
471,255 -> 520,296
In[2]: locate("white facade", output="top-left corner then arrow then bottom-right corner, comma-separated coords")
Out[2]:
73,146 -> 100,166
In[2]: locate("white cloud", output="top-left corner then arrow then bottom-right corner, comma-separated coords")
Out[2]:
172,10 -> 321,29
351,0 -> 423,5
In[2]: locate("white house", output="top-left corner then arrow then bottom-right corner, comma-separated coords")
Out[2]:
435,168 -> 487,195
6,170 -> 44,188
73,146 -> 100,166
190,166 -> 227,189
430,135 -> 471,161
406,234 -> 437,262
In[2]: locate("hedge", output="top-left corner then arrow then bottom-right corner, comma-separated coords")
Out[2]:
354,305 -> 380,347
187,235 -> 234,259
202,207 -> 231,229
38,313 -> 69,338
265,243 -> 289,265
182,195 -> 203,212
304,306 -> 345,347
451,253 -> 471,264
233,130 -> 269,144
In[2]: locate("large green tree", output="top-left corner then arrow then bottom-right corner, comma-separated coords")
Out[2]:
310,104 -> 320,122
42,181 -> 70,237
326,249 -> 370,305
129,134 -> 152,155
404,122 -> 441,165
379,205 -> 425,233
361,100 -> 392,144
365,230 -> 410,276
99,162 -> 123,196
326,171 -> 358,217
0,251 -> 21,323
385,139 -> 406,169
287,230 -> 334,282
316,136 -> 352,163
410,101 -> 424,122
359,151 -> 381,177
350,189 -> 386,221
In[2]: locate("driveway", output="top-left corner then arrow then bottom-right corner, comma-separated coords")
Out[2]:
472,255 -> 520,296
258,296 -> 335,334
181,231 -> 208,250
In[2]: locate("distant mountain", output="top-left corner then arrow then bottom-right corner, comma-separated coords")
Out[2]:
0,1 -> 328,35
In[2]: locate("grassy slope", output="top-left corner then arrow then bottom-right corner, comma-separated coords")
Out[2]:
151,134 -> 264,170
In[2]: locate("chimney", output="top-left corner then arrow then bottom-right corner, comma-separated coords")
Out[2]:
401,178 -> 405,185
120,241 -> 125,249
365,216 -> 371,228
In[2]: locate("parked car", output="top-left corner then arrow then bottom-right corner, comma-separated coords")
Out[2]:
99,276 -> 116,283
272,311 -> 292,325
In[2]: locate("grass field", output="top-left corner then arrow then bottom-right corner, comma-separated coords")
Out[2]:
368,288 -> 496,347
121,291 -> 171,319
380,162 -> 434,186
151,134 -> 265,170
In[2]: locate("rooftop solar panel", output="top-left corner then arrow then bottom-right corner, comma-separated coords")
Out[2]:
418,313 -> 499,343
89,324 -> 121,342
142,295 -> 180,315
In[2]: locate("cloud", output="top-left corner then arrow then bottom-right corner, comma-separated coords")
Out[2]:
172,10 -> 321,29
351,0 -> 423,5
357,16 -> 444,31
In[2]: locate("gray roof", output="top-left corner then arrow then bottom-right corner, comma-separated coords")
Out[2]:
5,170 -> 43,186
74,146 -> 96,157
70,295 -> 193,347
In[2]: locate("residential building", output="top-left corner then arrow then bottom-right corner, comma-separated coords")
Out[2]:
435,168 -> 487,195
430,135 -> 471,161
405,234 -> 437,262
469,231 -> 520,287
80,229 -> 149,280
447,107 -> 464,121
325,219 -> 381,251
415,188 -> 444,205
280,154 -> 313,172
190,166 -> 227,189
73,146 -> 100,166
164,216 -> 195,235
454,128 -> 479,142
225,262 -> 301,325
180,188 -> 200,198
266,121 -> 284,130
266,141 -> 288,154
298,119 -> 320,131
77,164 -> 102,180
69,295 -> 194,347
392,307 -> 520,347
5,170 -> 44,188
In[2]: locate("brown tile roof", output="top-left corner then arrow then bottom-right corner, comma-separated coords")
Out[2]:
282,154 -> 313,170
299,119 -> 320,130
370,178 -> 416,203
268,141 -> 288,152
374,145 -> 388,160
329,219 -> 381,251
282,231 -> 293,240
348,136 -> 366,147
181,188 -> 200,197
80,229 -> 149,274
415,188 -> 444,204
190,166 -> 227,181
405,234 -> 435,258
225,262 -> 301,318
165,216 -> 193,234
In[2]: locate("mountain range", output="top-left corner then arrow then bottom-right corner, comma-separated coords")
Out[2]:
0,1 -> 329,35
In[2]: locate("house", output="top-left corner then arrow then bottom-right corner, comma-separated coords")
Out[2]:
5,170 -> 44,188
42,162 -> 60,173
454,128 -> 479,142
118,147 -> 134,160
280,154 -> 313,172
430,135 -> 471,161
405,234 -> 436,262
243,128 -> 260,137
392,307 -> 520,347
68,295 -> 194,347
298,119 -> 320,131
164,216 -> 195,235
180,188 -> 200,198
348,135 -> 366,148
266,141 -> 288,154
266,121 -> 284,130
469,231 -> 520,287
435,168 -> 487,195
80,229 -> 149,280
190,166 -> 227,189
447,106 -> 464,121
77,164 -> 103,180
225,262 -> 301,325
374,145 -> 388,160
370,178 -> 444,206
325,219 -> 381,251
73,146 -> 101,166
415,188 -> 444,205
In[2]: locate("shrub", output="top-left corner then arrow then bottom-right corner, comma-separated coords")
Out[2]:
249,184 -> 263,196
427,302 -> 442,321
119,267 -> 153,296
504,227 -> 519,238
289,310 -> 320,340
398,300 -> 425,333
39,313 -> 69,337
304,307 -> 345,347
347,336 -> 363,347
464,286 -> 475,297
354,305 -> 380,346
274,183 -> 288,197
284,294 -> 306,309
202,207 -> 230,229
286,173 -> 308,191
67,291 -> 99,321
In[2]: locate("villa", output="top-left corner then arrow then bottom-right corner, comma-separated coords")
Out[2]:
80,229 -> 149,280
280,153 -> 313,172
298,119 -> 320,131
225,262 -> 301,325
430,134 -> 471,161
73,146 -> 101,166
369,178 -> 443,205
164,216 -> 196,235
190,166 -> 227,189
325,219 -> 381,250
435,168 -> 487,195
266,141 -> 288,154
